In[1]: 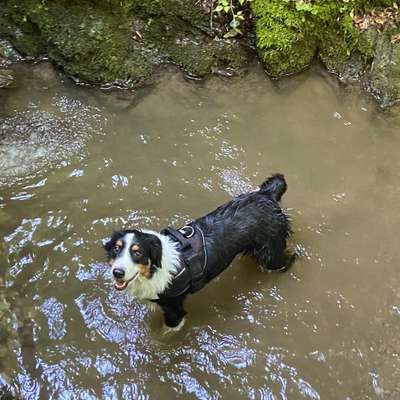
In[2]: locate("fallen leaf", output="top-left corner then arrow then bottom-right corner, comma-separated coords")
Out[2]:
391,32 -> 400,43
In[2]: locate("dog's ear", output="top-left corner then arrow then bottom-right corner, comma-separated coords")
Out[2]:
103,238 -> 113,252
148,236 -> 162,271
103,231 -> 122,253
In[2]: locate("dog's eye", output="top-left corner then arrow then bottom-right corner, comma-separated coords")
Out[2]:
113,245 -> 121,255
131,244 -> 141,257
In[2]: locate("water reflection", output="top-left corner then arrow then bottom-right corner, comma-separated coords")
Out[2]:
1,63 -> 400,399
40,298 -> 66,340
0,95 -> 106,182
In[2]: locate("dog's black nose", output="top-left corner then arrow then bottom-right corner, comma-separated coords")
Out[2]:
113,268 -> 125,279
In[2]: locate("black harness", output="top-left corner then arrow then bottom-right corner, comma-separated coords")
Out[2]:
158,224 -> 208,298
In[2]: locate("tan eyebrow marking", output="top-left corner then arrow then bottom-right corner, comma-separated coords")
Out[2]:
132,244 -> 140,251
116,240 -> 123,247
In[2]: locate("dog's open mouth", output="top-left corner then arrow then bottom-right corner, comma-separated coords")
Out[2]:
114,273 -> 138,291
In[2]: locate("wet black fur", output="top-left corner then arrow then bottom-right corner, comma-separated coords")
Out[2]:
105,174 -> 294,328
193,173 -> 292,281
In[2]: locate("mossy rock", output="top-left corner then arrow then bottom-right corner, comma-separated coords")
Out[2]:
0,1 -> 47,57
32,1 -> 153,83
142,16 -> 247,77
251,0 -> 393,78
127,0 -> 210,32
366,27 -> 400,108
319,28 -> 375,82
0,0 -> 248,85
252,0 -> 318,77
0,40 -> 18,64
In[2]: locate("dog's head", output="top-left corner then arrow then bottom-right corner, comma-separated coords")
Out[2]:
104,229 -> 162,291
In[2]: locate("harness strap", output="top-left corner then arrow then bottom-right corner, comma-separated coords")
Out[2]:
160,225 -> 207,295
161,227 -> 192,251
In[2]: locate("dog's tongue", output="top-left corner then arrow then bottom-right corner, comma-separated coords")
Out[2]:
114,280 -> 127,290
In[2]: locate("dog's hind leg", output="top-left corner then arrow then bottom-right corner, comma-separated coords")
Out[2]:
252,238 -> 295,272
268,249 -> 296,272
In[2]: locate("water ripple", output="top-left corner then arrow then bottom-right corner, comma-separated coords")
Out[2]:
40,297 -> 66,340
0,96 -> 106,182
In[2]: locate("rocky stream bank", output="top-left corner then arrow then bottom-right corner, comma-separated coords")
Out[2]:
0,1 -> 400,103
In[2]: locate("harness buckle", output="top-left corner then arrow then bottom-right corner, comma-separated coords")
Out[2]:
179,225 -> 195,238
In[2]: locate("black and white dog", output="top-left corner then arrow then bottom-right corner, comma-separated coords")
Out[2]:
104,174 -> 294,331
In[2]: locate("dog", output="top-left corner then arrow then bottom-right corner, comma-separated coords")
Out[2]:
104,174 -> 293,331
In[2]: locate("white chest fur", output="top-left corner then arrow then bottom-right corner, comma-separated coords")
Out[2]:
126,231 -> 181,300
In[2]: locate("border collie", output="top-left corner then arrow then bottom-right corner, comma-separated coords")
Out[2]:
104,174 -> 294,331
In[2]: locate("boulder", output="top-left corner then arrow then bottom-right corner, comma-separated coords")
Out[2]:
365,28 -> 400,108
0,0 -> 249,85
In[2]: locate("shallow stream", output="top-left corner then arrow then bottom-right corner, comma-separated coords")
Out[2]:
1,62 -> 400,399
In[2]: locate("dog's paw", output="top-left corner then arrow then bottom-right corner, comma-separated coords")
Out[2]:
263,252 -> 297,273
162,318 -> 186,335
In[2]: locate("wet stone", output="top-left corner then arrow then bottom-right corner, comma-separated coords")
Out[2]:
0,44 -> 9,67
0,69 -> 14,88
364,28 -> 400,108
0,39 -> 21,63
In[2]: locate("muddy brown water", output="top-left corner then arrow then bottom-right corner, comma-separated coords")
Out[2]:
1,62 -> 400,399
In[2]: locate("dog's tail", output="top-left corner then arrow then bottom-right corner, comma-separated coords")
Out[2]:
259,174 -> 287,202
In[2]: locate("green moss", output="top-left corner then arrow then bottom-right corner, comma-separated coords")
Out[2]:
164,40 -> 247,77
0,6 -> 46,57
0,0 -> 397,85
252,0 -> 316,76
212,41 -> 248,70
0,0 -> 247,84
141,17 -> 247,76
32,1 -> 154,83
0,0 -> 155,83
163,41 -> 215,76
251,0 -> 392,78
130,0 -> 209,31
319,14 -> 376,78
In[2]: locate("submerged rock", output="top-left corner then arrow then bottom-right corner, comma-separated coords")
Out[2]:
0,69 -> 14,88
0,96 -> 106,182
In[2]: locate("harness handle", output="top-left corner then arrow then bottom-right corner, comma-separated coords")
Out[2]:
160,226 -> 192,251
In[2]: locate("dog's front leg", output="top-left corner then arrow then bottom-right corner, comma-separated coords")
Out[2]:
158,296 -> 187,333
